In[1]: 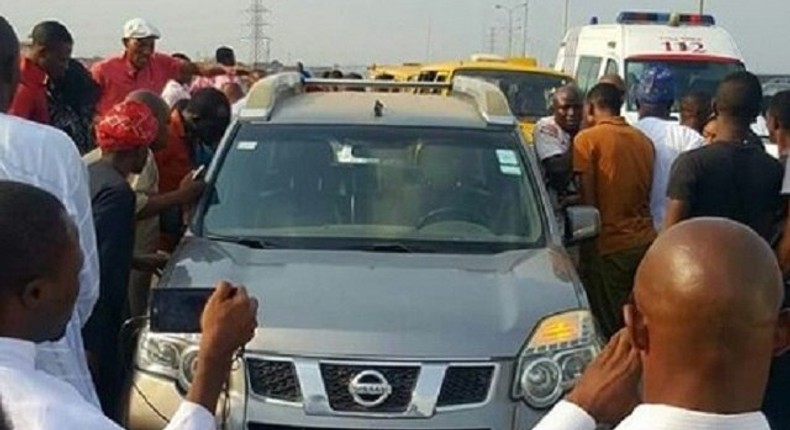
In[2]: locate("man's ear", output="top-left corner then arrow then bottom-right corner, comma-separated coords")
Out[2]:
19,278 -> 47,310
623,304 -> 648,352
774,308 -> 790,357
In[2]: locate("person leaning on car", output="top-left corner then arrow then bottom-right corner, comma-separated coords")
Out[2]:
0,180 -> 258,429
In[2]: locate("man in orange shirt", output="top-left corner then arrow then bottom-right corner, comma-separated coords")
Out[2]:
9,21 -> 73,124
573,82 -> 656,339
91,18 -> 186,115
156,87 -> 230,251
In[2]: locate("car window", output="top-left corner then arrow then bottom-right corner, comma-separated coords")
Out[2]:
200,125 -> 545,254
604,59 -> 619,76
575,56 -> 603,94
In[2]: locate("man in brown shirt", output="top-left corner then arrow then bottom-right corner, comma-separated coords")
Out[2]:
573,83 -> 656,339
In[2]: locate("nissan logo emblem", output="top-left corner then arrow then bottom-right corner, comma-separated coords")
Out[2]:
348,370 -> 393,407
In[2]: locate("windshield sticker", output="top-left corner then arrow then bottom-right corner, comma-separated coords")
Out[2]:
496,149 -> 518,166
500,165 -> 522,176
237,141 -> 258,151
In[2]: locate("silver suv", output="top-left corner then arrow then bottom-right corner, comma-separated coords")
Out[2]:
125,73 -> 601,430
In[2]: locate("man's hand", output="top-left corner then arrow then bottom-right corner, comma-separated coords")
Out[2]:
178,172 -> 206,203
566,329 -> 641,425
132,253 -> 169,273
199,282 -> 258,361
187,282 -> 258,413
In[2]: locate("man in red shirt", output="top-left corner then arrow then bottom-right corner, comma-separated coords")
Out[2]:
91,18 -> 185,115
9,21 -> 73,124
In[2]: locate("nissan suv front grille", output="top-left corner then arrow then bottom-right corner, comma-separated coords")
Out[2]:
247,358 -> 302,402
319,364 -> 420,413
437,366 -> 495,407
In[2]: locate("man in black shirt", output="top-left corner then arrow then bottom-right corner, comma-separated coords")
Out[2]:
664,72 -> 783,242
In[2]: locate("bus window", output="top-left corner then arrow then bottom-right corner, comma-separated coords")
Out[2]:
605,59 -> 619,76
576,56 -> 603,94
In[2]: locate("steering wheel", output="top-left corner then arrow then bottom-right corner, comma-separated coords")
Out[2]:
416,207 -> 488,230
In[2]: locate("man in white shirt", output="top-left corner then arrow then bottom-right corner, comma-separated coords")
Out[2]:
161,53 -> 197,108
532,85 -> 583,209
0,15 -> 100,406
633,65 -> 704,230
533,217 -> 787,430
0,180 -> 258,429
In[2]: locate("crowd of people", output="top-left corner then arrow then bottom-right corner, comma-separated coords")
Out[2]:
0,9 -> 789,430
532,64 -> 790,428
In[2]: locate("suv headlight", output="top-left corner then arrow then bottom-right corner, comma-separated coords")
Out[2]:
513,310 -> 600,409
136,329 -> 201,392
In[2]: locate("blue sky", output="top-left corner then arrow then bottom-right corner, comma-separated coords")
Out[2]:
4,0 -> 788,72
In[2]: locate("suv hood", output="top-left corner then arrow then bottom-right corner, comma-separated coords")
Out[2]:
162,237 -> 585,359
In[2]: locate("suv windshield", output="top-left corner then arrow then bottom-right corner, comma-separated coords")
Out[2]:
453,70 -> 570,120
200,125 -> 544,254
625,59 -> 745,111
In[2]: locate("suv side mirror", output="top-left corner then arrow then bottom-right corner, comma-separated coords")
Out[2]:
565,206 -> 600,244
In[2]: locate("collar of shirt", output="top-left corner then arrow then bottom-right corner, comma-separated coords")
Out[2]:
19,57 -> 47,87
620,404 -> 770,429
595,116 -> 628,127
170,108 -> 187,140
0,337 -> 36,371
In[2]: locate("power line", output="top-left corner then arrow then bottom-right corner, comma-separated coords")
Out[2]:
245,0 -> 271,66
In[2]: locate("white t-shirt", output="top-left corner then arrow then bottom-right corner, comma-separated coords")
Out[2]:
533,400 -> 770,430
0,338 -> 215,430
161,79 -> 192,108
781,156 -> 790,195
0,113 -> 100,405
636,117 -> 705,229
533,116 -> 572,161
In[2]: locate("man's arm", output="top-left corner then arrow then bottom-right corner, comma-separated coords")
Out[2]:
532,331 -> 641,430
163,282 -> 258,430
136,173 -> 205,220
572,134 -> 596,207
663,153 -> 696,232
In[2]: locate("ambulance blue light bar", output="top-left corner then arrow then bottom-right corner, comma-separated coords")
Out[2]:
616,12 -> 716,26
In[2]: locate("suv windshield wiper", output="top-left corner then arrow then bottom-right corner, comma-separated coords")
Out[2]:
207,235 -> 284,250
343,242 -> 433,253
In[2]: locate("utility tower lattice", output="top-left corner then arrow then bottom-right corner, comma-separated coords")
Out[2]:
246,0 -> 271,66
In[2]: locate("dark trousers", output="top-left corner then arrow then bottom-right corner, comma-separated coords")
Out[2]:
580,245 -> 650,339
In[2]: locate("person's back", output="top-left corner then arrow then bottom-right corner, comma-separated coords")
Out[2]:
575,116 -> 655,254
669,143 -> 782,241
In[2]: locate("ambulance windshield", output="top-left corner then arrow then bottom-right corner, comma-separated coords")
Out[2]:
625,58 -> 745,111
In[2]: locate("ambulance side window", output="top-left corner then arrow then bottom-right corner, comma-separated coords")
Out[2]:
605,59 -> 619,76
576,56 -> 603,94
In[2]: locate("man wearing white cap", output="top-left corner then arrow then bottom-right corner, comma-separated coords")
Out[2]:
91,18 -> 188,115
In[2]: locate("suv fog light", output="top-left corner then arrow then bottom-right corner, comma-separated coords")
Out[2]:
178,348 -> 200,392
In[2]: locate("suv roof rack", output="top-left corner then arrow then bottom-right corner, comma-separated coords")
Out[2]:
242,72 -> 515,126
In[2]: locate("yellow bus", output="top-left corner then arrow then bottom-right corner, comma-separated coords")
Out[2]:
368,63 -> 423,82
417,55 -> 573,140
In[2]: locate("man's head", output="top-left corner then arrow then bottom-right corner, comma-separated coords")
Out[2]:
0,181 -> 80,343
96,99 -> 160,174
626,218 -> 790,411
636,65 -> 675,118
598,74 -> 626,94
552,85 -> 583,134
680,91 -> 713,134
28,21 -> 73,79
766,90 -> 790,148
0,16 -> 20,113
171,53 -> 197,86
126,90 -> 170,151
585,83 -> 624,126
703,117 -> 717,144
183,88 -> 231,149
122,18 -> 161,70
215,46 -> 236,67
714,71 -> 763,127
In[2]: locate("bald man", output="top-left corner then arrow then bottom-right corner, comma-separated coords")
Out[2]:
534,218 -> 790,429
598,74 -> 626,94
533,85 -> 583,209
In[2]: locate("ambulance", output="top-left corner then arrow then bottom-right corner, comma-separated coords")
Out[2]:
555,11 -> 746,124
